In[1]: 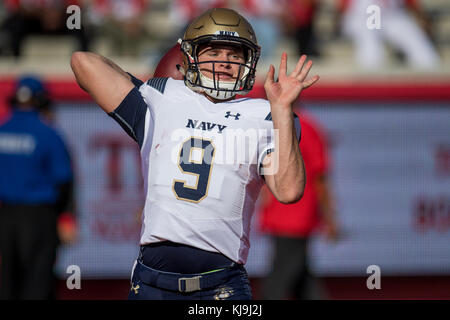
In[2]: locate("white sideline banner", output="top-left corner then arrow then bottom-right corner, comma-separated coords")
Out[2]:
306,103 -> 450,276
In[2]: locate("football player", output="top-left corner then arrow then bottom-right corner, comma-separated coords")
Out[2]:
70,8 -> 319,300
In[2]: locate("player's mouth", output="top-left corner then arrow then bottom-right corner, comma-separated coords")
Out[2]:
200,69 -> 236,81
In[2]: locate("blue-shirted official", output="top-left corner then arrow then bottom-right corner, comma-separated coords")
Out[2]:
0,76 -> 74,300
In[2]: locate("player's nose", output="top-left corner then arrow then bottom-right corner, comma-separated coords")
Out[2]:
216,53 -> 232,68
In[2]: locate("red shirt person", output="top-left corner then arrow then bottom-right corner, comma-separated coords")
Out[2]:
259,110 -> 339,299
260,111 -> 336,237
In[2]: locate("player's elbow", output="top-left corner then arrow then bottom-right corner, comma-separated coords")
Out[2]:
70,51 -> 86,73
71,51 -> 98,76
275,187 -> 304,204
267,176 -> 305,204
71,51 -> 92,91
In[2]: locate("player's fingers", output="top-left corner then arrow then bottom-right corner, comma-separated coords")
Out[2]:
297,60 -> 314,82
290,55 -> 307,78
279,52 -> 287,79
301,75 -> 320,89
264,64 -> 275,87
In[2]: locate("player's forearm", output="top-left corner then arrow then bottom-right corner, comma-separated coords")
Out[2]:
70,51 -> 133,113
268,106 -> 306,203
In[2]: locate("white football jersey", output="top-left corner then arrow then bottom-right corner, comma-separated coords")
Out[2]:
111,77 -> 300,264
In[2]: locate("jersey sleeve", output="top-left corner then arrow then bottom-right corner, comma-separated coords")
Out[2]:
257,111 -> 302,176
294,112 -> 301,143
127,72 -> 144,88
108,86 -> 148,148
108,77 -> 169,149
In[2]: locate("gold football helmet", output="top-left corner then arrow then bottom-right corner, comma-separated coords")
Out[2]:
179,8 -> 260,100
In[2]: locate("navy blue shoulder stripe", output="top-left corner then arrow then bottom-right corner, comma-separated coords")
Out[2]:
146,77 -> 168,94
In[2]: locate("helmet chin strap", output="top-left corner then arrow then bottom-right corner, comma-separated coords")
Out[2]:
179,64 -> 240,101
198,72 -> 238,100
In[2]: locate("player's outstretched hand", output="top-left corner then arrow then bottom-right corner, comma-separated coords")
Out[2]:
264,52 -> 320,110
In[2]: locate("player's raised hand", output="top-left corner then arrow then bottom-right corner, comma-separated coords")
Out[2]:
264,52 -> 319,110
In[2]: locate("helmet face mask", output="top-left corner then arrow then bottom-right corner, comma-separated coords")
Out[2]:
179,8 -> 260,100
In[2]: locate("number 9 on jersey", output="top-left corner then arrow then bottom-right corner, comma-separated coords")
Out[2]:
172,137 -> 215,203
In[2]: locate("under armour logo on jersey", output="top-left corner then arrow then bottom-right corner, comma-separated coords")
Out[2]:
225,111 -> 241,120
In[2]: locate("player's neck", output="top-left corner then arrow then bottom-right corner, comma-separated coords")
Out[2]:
202,92 -> 236,104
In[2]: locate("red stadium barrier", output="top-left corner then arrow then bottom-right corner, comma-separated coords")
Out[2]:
245,81 -> 450,101
1,77 -> 450,122
2,77 -> 450,102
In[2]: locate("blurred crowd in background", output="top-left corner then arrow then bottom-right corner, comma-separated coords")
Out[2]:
0,0 -> 448,72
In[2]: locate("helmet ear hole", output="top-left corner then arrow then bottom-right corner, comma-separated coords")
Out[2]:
186,70 -> 195,82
